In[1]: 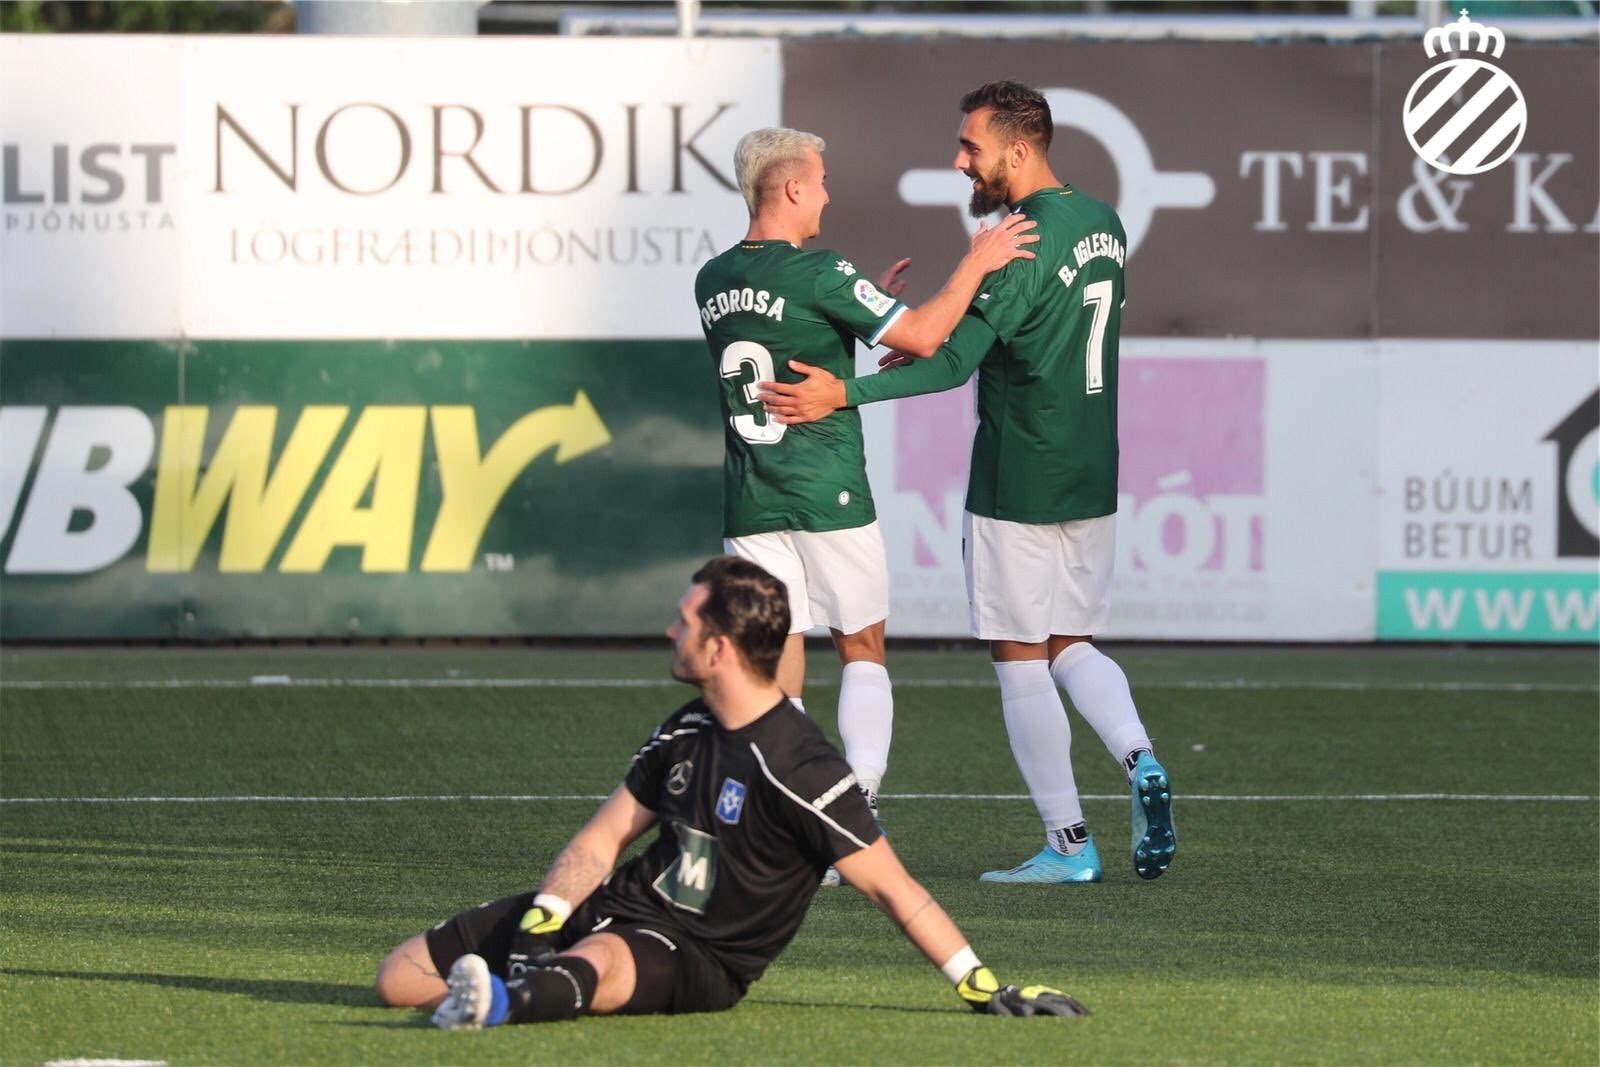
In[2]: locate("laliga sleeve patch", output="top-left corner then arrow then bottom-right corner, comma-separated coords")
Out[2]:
853,279 -> 896,317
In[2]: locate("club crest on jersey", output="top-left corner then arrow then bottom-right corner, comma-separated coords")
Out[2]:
854,279 -> 895,317
715,778 -> 747,824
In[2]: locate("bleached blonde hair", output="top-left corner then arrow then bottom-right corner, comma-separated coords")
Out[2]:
734,127 -> 826,215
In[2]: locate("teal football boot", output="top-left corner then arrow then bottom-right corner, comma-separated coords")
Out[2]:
1130,752 -> 1176,879
980,836 -> 1102,884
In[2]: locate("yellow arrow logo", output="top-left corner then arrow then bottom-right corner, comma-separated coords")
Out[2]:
422,391 -> 610,572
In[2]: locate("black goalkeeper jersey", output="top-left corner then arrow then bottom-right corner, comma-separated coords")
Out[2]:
586,696 -> 881,989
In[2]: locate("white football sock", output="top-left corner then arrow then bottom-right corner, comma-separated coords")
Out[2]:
1047,823 -> 1090,857
837,661 -> 892,801
1050,643 -> 1152,776
992,659 -> 1084,833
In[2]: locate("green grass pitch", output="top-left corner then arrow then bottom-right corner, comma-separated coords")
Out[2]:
1,644 -> 1596,1065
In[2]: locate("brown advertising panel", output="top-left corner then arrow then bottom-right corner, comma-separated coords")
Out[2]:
1375,40 -> 1598,338
782,39 -> 1597,340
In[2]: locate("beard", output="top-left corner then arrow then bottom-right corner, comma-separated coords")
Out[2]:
967,161 -> 1012,217
670,644 -> 710,687
669,656 -> 702,686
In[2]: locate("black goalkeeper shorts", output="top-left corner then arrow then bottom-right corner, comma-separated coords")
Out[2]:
424,891 -> 743,1016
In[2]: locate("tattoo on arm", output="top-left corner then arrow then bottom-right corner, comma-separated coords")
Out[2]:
540,842 -> 610,902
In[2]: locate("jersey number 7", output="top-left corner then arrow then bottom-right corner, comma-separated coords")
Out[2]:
1080,280 -> 1112,397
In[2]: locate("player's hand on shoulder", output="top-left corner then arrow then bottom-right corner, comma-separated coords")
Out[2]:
956,965 -> 1089,1017
757,360 -> 845,426
968,212 -> 1039,272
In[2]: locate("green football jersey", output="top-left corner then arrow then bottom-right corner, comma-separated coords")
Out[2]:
846,186 -> 1125,524
696,240 -> 906,537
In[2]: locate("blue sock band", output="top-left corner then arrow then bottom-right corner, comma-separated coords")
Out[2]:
485,974 -> 510,1027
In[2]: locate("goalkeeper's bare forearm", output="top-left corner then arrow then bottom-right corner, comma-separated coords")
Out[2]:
539,786 -> 655,905
832,837 -> 1089,1016
832,838 -> 969,969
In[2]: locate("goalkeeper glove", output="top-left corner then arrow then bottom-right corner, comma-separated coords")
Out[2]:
956,965 -> 1089,1017
506,904 -> 564,976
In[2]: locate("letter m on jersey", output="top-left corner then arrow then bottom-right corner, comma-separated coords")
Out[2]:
651,822 -> 719,914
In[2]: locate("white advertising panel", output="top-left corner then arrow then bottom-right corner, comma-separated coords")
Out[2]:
0,36 -> 182,338
2,37 -> 778,340
1376,341 -> 1598,642
864,339 -> 1380,640
177,38 -> 776,339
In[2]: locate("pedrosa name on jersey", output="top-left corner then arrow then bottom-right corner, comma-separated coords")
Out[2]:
0,396 -> 609,575
699,286 -> 786,329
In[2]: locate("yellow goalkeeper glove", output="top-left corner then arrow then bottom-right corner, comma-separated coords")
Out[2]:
957,966 -> 1090,1017
506,904 -> 565,975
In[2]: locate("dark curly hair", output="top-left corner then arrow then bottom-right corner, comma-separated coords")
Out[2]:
690,556 -> 790,681
960,80 -> 1053,152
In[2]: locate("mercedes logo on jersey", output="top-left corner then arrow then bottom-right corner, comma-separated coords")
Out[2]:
667,760 -> 693,796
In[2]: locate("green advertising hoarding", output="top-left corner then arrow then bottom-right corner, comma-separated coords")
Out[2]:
1377,571 -> 1598,643
0,340 -> 723,639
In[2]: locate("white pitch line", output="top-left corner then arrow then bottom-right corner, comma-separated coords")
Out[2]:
894,792 -> 1599,802
1,792 -> 1593,805
6,678 -> 601,689
1136,679 -> 1596,693
0,793 -> 612,804
1,677 -> 1593,693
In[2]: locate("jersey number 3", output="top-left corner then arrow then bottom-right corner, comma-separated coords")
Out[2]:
720,341 -> 786,444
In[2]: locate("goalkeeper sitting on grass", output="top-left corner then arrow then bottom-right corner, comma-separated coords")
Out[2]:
376,556 -> 1087,1027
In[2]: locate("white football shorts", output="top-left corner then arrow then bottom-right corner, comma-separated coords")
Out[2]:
723,521 -> 889,636
963,511 -> 1116,642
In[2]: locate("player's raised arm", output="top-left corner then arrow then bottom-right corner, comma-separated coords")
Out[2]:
833,837 -> 1089,1017
873,214 -> 1036,358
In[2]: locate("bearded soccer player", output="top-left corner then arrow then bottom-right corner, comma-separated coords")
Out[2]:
694,127 -> 1035,857
375,556 -> 1087,1027
760,82 -> 1176,886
